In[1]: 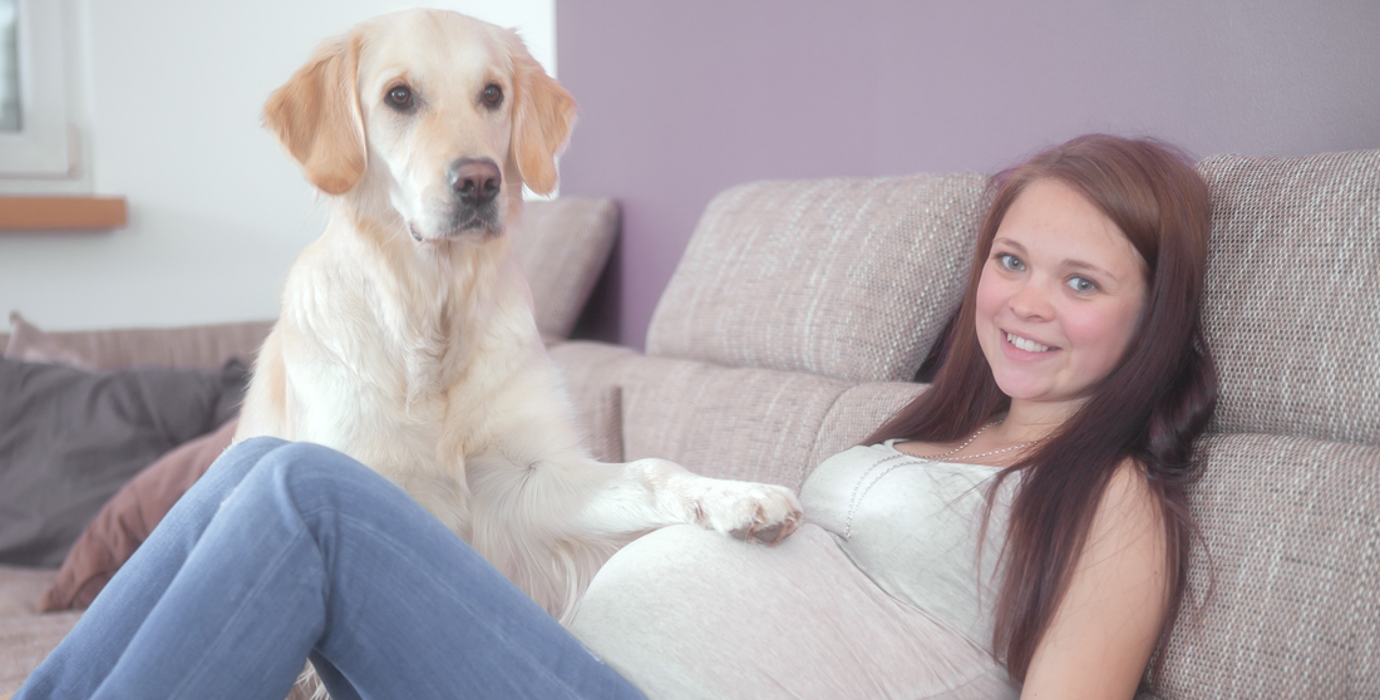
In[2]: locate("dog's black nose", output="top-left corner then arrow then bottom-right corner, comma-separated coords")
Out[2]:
449,158 -> 502,206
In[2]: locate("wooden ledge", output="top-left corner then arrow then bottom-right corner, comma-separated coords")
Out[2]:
0,196 -> 128,230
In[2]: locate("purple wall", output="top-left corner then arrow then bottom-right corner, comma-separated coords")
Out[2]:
556,0 -> 1380,349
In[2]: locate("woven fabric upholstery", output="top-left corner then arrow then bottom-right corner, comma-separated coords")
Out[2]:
512,198 -> 620,341
0,566 -> 81,695
1197,150 -> 1380,445
1149,433 -> 1379,699
809,381 -> 927,468
582,386 -> 624,465
646,173 -> 990,383
548,342 -> 640,464
613,355 -> 851,491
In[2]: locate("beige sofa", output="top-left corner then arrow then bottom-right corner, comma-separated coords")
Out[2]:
3,149 -> 1378,698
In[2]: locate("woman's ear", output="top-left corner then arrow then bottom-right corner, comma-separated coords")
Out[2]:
510,49 -> 576,195
263,34 -> 366,195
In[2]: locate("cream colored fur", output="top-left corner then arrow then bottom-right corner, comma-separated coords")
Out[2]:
236,8 -> 802,641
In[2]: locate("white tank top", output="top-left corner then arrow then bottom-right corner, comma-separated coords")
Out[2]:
801,440 -> 1020,648
570,443 -> 1022,699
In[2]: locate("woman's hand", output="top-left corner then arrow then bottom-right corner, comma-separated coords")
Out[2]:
1020,460 -> 1169,699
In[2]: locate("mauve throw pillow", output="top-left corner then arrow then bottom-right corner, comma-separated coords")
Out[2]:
3,311 -> 95,369
0,357 -> 248,567
39,418 -> 239,611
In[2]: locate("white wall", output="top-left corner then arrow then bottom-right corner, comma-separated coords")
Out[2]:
0,0 -> 555,331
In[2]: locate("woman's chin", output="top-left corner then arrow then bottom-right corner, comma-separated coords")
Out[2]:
994,380 -> 1098,419
992,374 -> 1078,406
991,369 -> 1052,398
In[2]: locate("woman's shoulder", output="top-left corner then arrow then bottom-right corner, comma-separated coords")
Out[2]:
1021,457 -> 1174,697
1087,457 -> 1167,555
1103,458 -> 1159,511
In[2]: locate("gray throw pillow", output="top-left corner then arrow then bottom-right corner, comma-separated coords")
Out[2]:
0,357 -> 248,567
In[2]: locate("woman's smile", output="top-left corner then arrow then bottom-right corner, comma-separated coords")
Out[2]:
1002,330 -> 1057,355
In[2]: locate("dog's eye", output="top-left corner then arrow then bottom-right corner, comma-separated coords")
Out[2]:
386,85 -> 414,111
481,84 -> 503,109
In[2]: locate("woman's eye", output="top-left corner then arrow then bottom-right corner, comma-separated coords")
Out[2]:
1067,276 -> 1097,293
481,84 -> 503,108
386,85 -> 414,110
996,253 -> 1024,271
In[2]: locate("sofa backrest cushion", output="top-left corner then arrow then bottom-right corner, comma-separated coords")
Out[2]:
2,315 -> 273,371
1151,432 -> 1379,699
646,173 -> 989,383
512,197 -> 621,342
1197,149 -> 1380,445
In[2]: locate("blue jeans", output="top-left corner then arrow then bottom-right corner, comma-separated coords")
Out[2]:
17,438 -> 647,700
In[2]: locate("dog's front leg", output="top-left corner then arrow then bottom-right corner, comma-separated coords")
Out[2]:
578,458 -> 803,545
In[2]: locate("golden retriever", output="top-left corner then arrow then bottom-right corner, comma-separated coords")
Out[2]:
235,8 -> 802,630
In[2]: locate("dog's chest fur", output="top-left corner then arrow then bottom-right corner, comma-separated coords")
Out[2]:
280,223 -> 535,470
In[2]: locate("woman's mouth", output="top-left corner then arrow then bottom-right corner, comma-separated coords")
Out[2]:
1005,331 -> 1053,353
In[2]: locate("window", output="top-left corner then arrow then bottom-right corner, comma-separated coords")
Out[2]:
1,0 -> 19,131
0,0 -> 72,178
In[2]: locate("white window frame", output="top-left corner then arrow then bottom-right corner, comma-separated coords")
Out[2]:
0,0 -> 71,178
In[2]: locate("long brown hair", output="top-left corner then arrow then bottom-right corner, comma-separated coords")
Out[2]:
866,134 -> 1216,685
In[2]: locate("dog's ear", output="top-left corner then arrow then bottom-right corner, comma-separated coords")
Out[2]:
263,34 -> 366,195
510,49 -> 576,196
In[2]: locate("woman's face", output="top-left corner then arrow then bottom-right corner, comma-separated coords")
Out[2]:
975,178 -> 1148,409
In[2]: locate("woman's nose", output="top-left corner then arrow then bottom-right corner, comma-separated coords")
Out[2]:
1009,280 -> 1054,320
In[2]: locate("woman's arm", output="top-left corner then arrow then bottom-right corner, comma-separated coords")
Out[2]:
1019,460 -> 1169,699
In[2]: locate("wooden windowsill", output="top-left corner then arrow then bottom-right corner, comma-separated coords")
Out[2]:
0,196 -> 128,231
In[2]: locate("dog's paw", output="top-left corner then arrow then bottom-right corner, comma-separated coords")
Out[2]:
693,481 -> 803,546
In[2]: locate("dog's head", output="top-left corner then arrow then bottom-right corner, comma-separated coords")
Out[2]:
264,10 -> 575,243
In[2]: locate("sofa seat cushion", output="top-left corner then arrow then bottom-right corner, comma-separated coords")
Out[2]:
549,341 -> 641,463
1197,149 -> 1380,445
1153,433 -> 1380,698
647,173 -> 989,383
553,341 -> 932,490
0,565 -> 80,695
